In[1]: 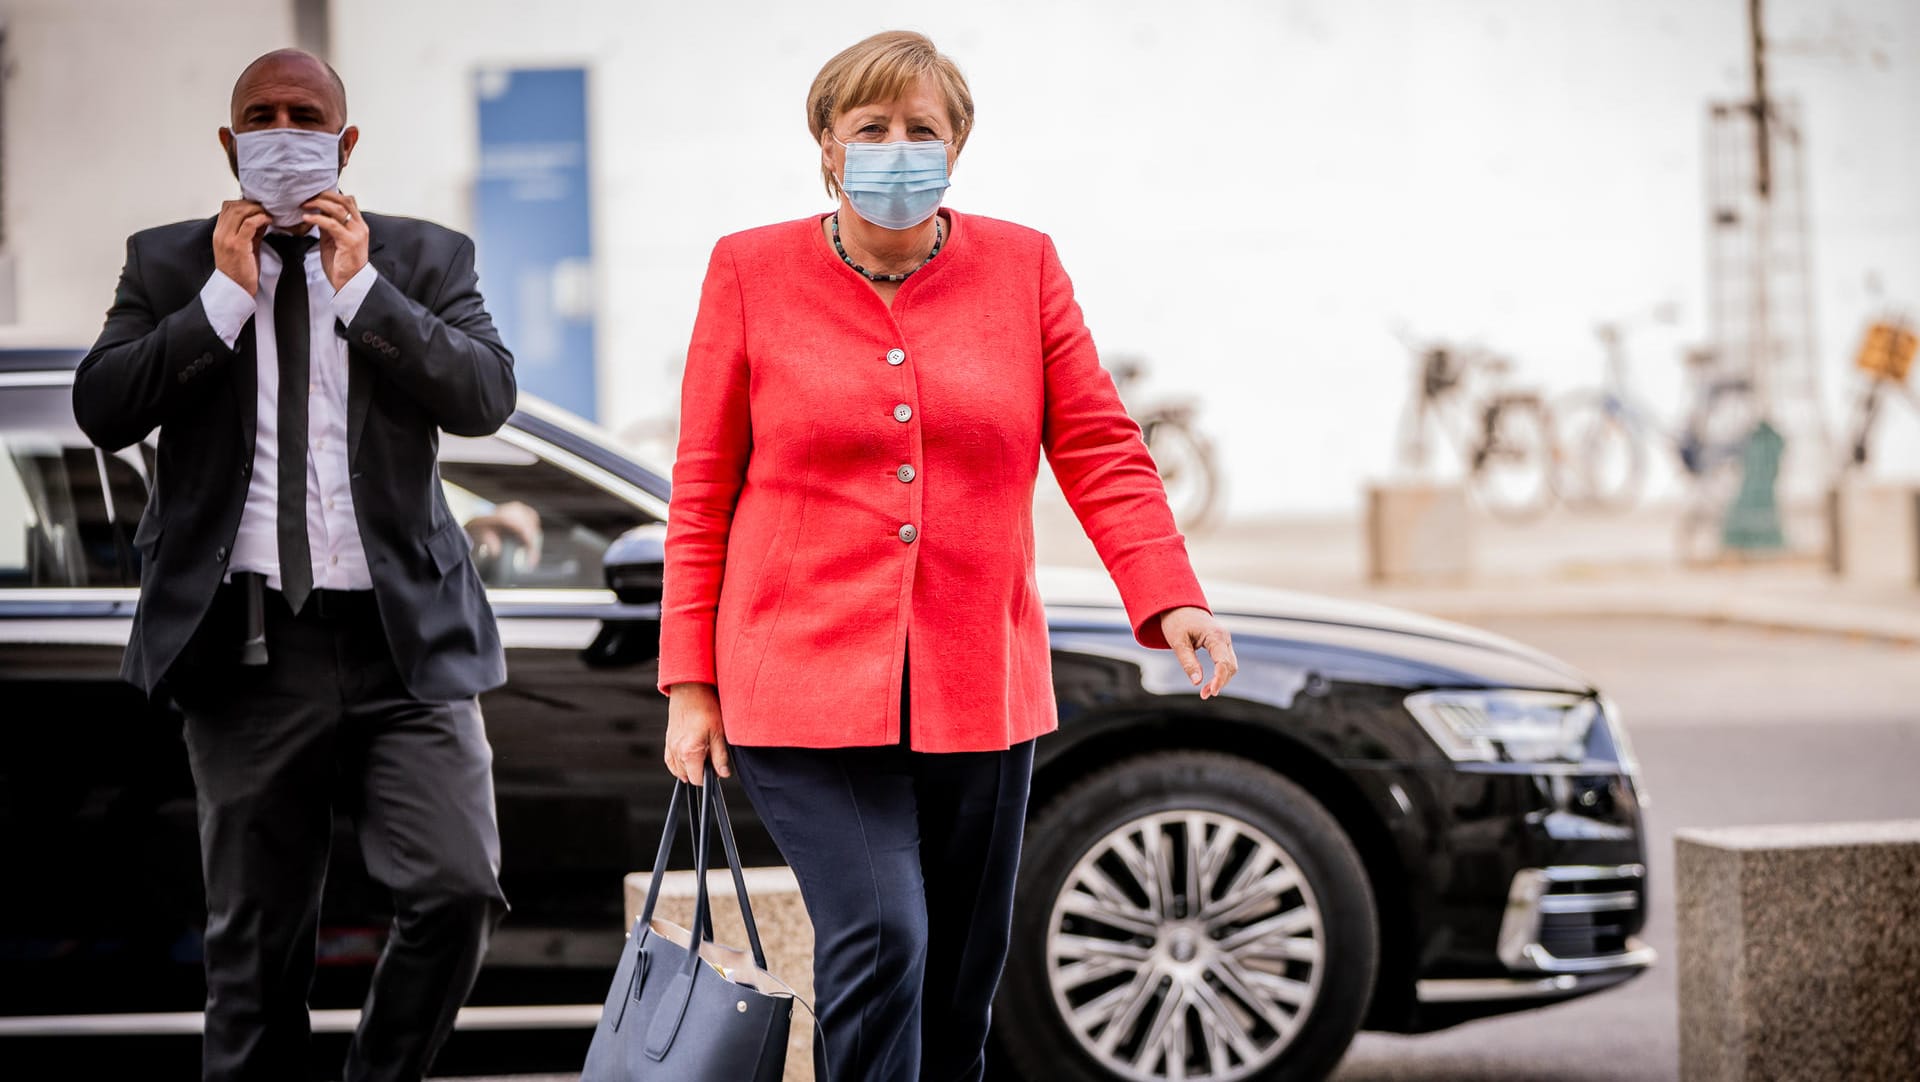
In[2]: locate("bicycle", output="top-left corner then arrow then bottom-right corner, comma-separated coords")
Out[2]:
1110,356 -> 1223,533
1837,315 -> 1918,476
1392,335 -> 1557,521
1552,320 -> 1756,514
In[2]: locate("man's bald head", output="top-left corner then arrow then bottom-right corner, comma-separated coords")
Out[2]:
229,48 -> 348,131
220,48 -> 359,182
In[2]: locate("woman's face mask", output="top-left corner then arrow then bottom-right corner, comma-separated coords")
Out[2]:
230,127 -> 345,228
834,136 -> 951,231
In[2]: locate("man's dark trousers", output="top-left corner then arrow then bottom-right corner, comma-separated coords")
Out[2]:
173,584 -> 508,1082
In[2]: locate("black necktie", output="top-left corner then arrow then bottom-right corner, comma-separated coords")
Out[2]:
265,233 -> 318,614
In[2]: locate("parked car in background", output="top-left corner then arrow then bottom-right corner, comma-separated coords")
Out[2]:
0,350 -> 1651,1080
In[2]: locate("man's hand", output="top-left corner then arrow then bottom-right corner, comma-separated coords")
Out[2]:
303,191 -> 370,291
464,501 -> 543,571
664,683 -> 731,785
1159,606 -> 1239,699
213,200 -> 271,294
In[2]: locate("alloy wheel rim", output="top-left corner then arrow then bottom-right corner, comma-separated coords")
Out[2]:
1044,810 -> 1325,1081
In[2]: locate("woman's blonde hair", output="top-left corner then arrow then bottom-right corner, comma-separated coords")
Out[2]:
807,31 -> 974,198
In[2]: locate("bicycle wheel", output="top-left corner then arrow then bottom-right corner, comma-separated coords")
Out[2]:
1675,382 -> 1757,564
1696,381 -> 1756,467
1469,396 -> 1558,521
1552,392 -> 1646,513
1143,415 -> 1222,533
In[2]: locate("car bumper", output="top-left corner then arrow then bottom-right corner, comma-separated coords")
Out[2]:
1415,859 -> 1654,1003
1351,761 -> 1653,1030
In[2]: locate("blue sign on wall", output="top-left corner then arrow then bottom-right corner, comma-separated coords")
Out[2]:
474,67 -> 597,420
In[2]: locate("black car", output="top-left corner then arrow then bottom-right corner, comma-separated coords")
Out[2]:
0,351 -> 1651,1081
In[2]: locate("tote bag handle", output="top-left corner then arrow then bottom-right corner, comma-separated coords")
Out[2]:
633,768 -> 771,973
684,763 -> 770,972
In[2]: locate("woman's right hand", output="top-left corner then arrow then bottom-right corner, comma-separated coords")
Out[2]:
664,683 -> 731,785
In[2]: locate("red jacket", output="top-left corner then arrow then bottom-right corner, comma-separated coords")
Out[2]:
658,209 -> 1208,752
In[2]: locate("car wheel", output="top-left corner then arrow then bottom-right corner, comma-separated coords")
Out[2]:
996,752 -> 1377,1082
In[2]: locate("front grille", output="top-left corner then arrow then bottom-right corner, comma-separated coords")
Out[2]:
1499,865 -> 1654,975
1538,910 -> 1632,958
1545,874 -> 1640,900
1538,875 -> 1638,959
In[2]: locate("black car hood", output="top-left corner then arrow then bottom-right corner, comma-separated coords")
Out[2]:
1038,567 -> 1594,694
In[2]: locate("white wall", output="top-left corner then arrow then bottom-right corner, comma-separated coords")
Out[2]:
0,0 -> 294,343
9,0 -> 1918,512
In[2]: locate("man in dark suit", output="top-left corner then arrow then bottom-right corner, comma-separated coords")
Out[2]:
73,48 -> 515,1082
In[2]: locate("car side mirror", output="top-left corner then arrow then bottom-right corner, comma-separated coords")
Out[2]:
603,524 -> 667,605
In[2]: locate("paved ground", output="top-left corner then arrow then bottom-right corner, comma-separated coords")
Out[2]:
1038,498 -> 1920,644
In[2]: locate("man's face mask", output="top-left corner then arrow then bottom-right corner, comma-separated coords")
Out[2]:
231,127 -> 344,229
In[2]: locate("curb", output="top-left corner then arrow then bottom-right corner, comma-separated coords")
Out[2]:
1352,590 -> 1920,648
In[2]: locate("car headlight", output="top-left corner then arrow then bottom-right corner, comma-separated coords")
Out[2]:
1597,695 -> 1640,775
1404,690 -> 1604,764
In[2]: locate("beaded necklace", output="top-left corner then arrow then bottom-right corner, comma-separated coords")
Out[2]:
830,213 -> 944,283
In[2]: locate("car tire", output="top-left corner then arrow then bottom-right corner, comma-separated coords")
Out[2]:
995,751 -> 1378,1082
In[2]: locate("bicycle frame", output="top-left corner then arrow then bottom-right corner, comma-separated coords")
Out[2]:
1592,328 -> 1751,478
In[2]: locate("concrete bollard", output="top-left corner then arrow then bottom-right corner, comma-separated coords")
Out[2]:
1365,482 -> 1473,584
624,868 -> 817,1081
1676,821 -> 1920,1081
1826,480 -> 1920,587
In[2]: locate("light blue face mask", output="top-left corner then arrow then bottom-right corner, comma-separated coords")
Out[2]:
835,138 -> 951,230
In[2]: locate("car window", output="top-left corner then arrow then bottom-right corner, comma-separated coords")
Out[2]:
438,433 -> 649,590
0,383 -> 145,588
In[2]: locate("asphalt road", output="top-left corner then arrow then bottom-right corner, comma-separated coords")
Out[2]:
448,616 -> 1920,1082
1328,615 -> 1920,1082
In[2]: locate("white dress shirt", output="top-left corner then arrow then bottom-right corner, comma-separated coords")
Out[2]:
199,229 -> 379,592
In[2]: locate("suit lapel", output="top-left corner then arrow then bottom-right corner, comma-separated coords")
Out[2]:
347,227 -> 391,465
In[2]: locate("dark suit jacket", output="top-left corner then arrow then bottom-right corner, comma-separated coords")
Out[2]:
73,212 -> 515,702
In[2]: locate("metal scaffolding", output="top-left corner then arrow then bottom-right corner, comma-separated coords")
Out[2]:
1702,0 -> 1831,547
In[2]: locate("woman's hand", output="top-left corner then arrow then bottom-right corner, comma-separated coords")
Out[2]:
1159,607 -> 1238,699
664,683 -> 731,785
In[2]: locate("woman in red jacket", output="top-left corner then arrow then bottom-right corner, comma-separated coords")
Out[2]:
658,30 -> 1237,1081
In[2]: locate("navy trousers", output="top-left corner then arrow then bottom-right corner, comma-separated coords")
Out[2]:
731,682 -> 1034,1082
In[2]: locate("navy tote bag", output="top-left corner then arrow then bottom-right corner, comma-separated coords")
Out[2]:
582,766 -> 794,1081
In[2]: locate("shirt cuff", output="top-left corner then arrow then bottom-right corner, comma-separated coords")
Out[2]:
330,262 -> 379,327
198,271 -> 255,349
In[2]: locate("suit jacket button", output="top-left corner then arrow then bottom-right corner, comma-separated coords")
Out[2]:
897,464 -> 916,483
177,371 -> 191,384
893,404 -> 912,423
886,348 -> 906,366
898,524 -> 918,544
241,461 -> 252,477
215,546 -> 229,563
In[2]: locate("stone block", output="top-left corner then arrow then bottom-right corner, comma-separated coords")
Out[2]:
1676,821 -> 1920,1081
624,867 -> 817,1082
1827,480 -> 1920,586
1365,482 -> 1473,584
